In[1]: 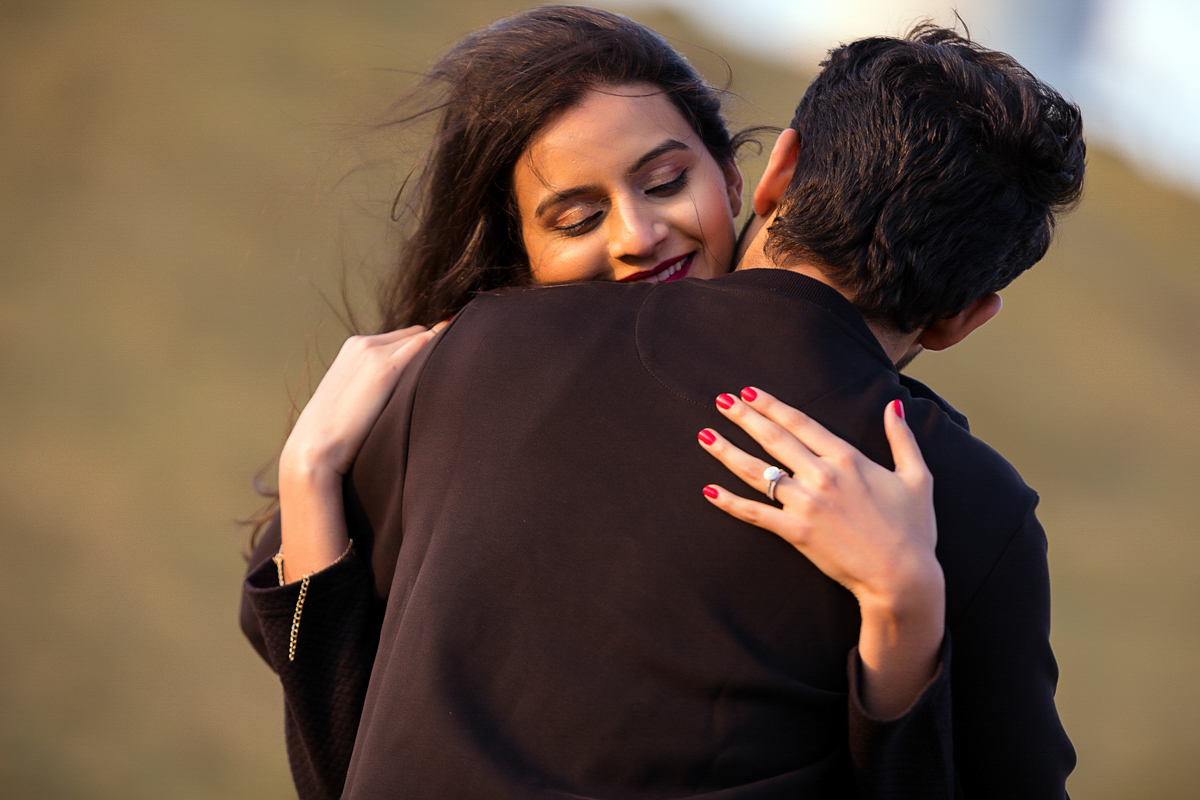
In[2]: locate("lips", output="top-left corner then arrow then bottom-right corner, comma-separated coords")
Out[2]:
620,253 -> 694,284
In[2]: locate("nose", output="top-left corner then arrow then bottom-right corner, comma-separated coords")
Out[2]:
607,200 -> 669,263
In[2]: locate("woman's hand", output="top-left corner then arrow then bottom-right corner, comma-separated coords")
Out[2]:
697,387 -> 945,719
277,326 -> 437,581
282,327 -> 436,479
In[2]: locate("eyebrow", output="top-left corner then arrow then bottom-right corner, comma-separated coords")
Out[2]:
533,139 -> 691,220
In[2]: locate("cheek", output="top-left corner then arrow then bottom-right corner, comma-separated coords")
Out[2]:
526,234 -> 605,284
692,179 -> 738,265
522,223 -> 565,282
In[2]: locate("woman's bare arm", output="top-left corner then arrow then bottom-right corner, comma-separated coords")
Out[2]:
278,326 -> 436,581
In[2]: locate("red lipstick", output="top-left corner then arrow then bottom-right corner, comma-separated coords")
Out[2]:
619,253 -> 694,284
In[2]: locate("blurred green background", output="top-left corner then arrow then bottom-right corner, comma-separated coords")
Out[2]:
2,1 -> 1198,798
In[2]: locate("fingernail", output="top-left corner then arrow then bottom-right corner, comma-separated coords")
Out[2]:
892,399 -> 904,420
716,393 -> 736,410
740,387 -> 757,402
703,485 -> 719,499
698,429 -> 716,445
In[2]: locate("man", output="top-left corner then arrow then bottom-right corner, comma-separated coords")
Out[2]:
246,25 -> 1083,799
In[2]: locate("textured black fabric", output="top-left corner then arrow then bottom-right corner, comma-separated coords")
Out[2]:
848,640 -> 954,798
244,525 -> 381,800
242,269 -> 1073,799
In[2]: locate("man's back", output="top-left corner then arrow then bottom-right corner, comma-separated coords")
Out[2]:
340,271 -> 1073,798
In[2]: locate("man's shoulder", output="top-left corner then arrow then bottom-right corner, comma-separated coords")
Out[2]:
904,381 -> 1034,514
897,380 -> 1043,612
894,374 -> 1039,523
465,280 -> 651,322
898,374 -> 970,431
456,271 -> 870,337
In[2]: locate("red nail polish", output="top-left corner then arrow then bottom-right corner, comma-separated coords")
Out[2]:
698,429 -> 716,445
893,399 -> 904,420
716,393 -> 736,410
740,387 -> 757,402
703,485 -> 719,499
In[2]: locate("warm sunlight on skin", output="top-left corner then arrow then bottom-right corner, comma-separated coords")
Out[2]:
513,83 -> 743,285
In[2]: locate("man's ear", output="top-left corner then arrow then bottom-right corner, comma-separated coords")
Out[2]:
917,293 -> 1002,351
752,128 -> 800,217
722,160 -> 743,218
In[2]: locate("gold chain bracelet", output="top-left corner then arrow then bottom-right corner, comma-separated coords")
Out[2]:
288,575 -> 309,662
270,539 -> 354,662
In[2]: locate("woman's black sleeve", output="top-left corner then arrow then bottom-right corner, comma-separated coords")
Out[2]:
243,549 -> 383,800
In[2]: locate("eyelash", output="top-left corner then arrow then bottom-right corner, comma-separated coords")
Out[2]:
646,168 -> 688,196
554,212 -> 602,235
553,169 -> 690,236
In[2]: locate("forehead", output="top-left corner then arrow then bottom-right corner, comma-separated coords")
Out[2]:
518,85 -> 700,185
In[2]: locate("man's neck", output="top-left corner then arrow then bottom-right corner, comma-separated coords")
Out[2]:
734,213 -> 921,367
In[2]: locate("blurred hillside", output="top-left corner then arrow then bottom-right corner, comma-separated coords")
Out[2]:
1,2 -> 1197,798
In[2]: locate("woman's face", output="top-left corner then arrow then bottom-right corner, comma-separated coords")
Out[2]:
513,84 -> 742,285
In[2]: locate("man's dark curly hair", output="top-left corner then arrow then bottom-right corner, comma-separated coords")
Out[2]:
766,24 -> 1085,332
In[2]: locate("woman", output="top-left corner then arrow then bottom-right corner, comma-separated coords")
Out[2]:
253,4 -> 752,584
243,7 -> 940,798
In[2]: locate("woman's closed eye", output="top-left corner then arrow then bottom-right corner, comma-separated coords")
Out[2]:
645,167 -> 688,197
552,204 -> 603,235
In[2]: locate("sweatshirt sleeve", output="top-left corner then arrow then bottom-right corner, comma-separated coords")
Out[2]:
847,507 -> 1074,799
948,507 -> 1075,797
847,637 -> 956,799
244,549 -> 383,800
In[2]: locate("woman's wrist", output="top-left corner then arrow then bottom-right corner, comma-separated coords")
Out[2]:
854,557 -> 946,719
857,582 -> 945,660
279,434 -> 348,487
856,552 -> 945,623
278,455 -> 351,583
